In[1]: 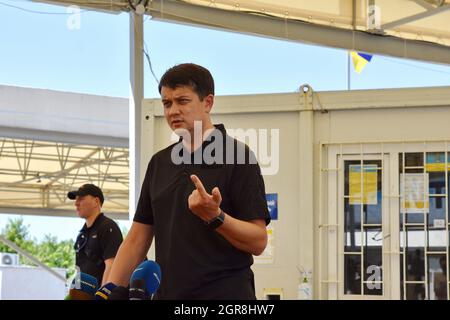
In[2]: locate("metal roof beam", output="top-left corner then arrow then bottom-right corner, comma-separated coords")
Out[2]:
411,0 -> 436,10
0,126 -> 128,148
382,4 -> 450,30
147,0 -> 450,65
31,0 -> 128,13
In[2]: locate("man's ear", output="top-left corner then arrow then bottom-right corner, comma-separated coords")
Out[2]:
203,94 -> 214,113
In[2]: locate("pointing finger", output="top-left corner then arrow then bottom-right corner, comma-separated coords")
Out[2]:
190,174 -> 209,197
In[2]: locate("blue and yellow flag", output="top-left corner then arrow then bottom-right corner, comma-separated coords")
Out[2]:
350,51 -> 373,73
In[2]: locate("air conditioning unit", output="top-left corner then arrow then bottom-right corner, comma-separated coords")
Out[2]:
0,253 -> 20,266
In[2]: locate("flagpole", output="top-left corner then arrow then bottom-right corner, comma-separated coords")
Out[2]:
347,52 -> 351,91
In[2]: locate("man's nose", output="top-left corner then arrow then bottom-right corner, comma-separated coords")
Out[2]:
168,103 -> 181,116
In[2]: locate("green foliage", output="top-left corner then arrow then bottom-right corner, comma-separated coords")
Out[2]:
0,217 -> 35,255
35,234 -> 76,279
0,217 -> 75,278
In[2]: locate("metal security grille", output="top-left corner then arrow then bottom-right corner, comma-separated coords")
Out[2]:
319,141 -> 450,300
399,148 -> 449,300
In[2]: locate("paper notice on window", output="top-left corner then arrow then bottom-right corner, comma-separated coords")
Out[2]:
254,226 -> 274,264
349,164 -> 378,205
400,173 -> 429,213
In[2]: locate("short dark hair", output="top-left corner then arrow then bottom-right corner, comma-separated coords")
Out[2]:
158,63 -> 215,100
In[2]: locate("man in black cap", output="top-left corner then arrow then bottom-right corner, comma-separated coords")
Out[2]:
68,184 -> 123,286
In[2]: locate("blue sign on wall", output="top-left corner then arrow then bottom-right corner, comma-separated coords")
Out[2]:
266,193 -> 278,220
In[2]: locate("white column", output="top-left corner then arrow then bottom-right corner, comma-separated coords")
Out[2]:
129,11 -> 144,221
298,85 -> 315,297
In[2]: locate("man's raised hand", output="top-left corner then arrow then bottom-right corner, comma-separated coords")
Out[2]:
188,174 -> 222,222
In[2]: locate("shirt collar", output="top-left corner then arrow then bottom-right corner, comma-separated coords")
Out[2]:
177,123 -> 227,144
175,124 -> 227,166
80,212 -> 104,231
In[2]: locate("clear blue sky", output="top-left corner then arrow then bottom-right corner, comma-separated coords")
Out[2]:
1,0 -> 450,241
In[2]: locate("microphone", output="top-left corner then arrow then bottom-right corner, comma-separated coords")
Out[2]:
65,272 -> 98,300
129,260 -> 161,300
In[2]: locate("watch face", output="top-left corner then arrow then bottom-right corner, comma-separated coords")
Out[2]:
208,218 -> 223,230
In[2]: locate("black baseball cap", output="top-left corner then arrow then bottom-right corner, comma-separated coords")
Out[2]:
67,184 -> 104,205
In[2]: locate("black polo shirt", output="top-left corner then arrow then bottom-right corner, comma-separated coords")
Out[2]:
134,124 -> 271,299
75,213 -> 123,286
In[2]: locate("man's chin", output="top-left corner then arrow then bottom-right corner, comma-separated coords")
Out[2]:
172,127 -> 190,137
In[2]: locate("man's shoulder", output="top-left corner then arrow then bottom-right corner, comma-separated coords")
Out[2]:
97,214 -> 120,230
223,134 -> 257,164
226,135 -> 252,150
148,142 -> 179,165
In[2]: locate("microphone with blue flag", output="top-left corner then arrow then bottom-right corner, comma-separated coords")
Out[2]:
129,260 -> 162,300
65,272 -> 98,300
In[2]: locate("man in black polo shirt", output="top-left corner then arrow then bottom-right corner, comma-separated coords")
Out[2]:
68,184 -> 123,286
106,63 -> 270,299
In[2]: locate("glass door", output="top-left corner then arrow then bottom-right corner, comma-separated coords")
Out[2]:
322,143 -> 450,300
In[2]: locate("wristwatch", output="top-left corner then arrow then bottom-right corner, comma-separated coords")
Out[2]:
205,209 -> 225,229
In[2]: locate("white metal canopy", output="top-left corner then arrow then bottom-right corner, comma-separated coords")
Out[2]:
34,0 -> 450,65
0,86 -> 130,219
